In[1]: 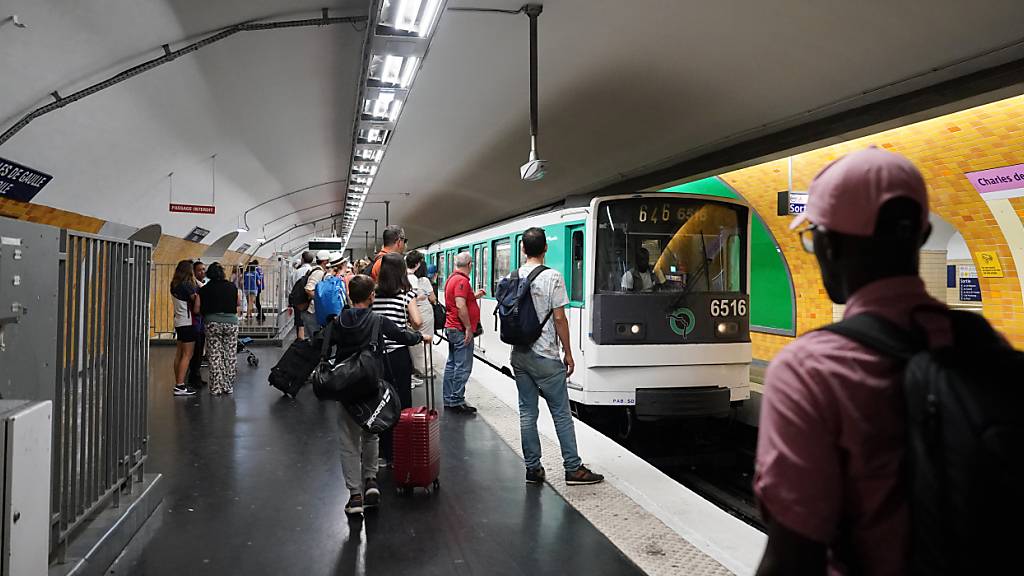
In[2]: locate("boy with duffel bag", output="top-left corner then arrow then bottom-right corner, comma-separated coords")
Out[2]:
319,274 -> 431,515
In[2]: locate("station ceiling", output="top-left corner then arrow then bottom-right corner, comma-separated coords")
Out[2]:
1,1 -> 1023,254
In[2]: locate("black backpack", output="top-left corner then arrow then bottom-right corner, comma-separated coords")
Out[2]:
311,316 -> 383,403
494,265 -> 552,346
821,309 -> 1023,575
287,269 -> 315,308
361,253 -> 383,276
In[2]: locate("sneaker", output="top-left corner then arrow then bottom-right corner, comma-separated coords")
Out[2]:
344,493 -> 364,515
410,376 -> 423,389
525,467 -> 546,485
565,465 -> 604,486
377,458 -> 390,468
173,385 -> 196,397
364,478 -> 381,508
444,403 -> 477,415
200,357 -> 209,368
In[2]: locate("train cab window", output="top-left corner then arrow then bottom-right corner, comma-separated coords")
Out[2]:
595,198 -> 747,294
570,230 -> 584,303
492,239 -> 511,294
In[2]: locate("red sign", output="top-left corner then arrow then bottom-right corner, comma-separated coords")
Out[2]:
169,203 -> 216,214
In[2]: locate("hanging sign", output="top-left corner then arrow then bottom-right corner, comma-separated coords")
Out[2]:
0,157 -> 53,202
184,227 -> 210,243
236,243 -> 251,253
169,203 -> 216,214
965,163 -> 1024,200
975,251 -> 1004,278
788,191 -> 808,215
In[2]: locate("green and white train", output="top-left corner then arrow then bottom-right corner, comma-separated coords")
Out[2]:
422,191 -> 752,428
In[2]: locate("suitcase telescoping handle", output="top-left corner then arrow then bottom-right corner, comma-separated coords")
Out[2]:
425,339 -> 435,411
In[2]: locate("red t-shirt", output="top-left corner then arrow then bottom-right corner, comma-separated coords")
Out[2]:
444,271 -> 478,333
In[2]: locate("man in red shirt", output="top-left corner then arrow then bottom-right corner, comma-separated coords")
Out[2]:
369,225 -> 407,280
756,147 -> 951,575
442,251 -> 485,413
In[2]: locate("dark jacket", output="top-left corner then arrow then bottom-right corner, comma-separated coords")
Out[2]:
330,307 -> 421,362
199,279 -> 238,316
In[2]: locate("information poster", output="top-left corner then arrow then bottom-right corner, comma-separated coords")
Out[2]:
976,251 -> 1004,278
959,277 -> 982,302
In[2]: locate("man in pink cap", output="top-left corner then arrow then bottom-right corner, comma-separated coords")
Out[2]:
755,147 -> 947,575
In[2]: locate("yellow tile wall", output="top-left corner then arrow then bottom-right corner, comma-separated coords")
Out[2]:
721,94 -> 1024,359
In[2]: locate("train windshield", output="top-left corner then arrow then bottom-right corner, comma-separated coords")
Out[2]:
594,197 -> 746,294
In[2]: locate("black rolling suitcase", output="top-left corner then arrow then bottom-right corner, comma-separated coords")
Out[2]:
268,338 -> 321,398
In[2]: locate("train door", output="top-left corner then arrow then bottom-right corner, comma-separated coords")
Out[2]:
471,242 -> 489,352
515,233 -> 527,268
566,224 -> 588,391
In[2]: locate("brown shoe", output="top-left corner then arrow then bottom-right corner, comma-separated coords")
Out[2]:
565,465 -> 604,486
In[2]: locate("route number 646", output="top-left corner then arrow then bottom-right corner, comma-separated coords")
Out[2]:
710,299 -> 747,317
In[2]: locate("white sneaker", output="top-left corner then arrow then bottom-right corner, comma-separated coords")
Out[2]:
173,385 -> 196,397
410,376 -> 423,389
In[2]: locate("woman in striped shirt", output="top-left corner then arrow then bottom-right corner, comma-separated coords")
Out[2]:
372,252 -> 423,465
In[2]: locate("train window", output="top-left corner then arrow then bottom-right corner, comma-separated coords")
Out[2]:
595,197 -> 747,294
518,238 -> 527,267
570,229 -> 584,302
473,246 -> 484,290
492,239 -> 511,294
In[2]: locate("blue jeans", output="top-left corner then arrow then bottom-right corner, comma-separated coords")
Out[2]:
443,328 -> 474,407
510,348 -> 582,472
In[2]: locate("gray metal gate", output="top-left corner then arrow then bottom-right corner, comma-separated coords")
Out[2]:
51,230 -> 151,560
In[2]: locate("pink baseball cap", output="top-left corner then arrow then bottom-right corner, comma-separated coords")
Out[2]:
790,146 -> 929,236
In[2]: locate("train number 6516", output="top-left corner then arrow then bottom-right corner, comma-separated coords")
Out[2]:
710,299 -> 747,317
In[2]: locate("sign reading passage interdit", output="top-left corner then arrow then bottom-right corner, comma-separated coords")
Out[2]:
965,163 -> 1024,200
169,203 -> 216,214
0,157 -> 53,202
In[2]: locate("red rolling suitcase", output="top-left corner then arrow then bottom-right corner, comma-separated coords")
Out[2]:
393,341 -> 441,494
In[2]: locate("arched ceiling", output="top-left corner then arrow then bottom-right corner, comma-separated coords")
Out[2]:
2,1 -> 1024,255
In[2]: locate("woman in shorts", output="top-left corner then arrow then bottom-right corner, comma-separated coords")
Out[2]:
170,259 -> 200,397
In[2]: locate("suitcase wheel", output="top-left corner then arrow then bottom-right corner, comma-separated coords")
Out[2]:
432,479 -> 440,490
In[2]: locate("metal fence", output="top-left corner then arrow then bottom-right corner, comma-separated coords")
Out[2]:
51,231 -> 152,561
150,261 -> 287,339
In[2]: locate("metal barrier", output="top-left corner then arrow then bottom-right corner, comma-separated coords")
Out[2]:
51,231 -> 152,561
149,263 -> 175,339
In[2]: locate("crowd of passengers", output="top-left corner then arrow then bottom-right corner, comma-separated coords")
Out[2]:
169,224 -> 604,516
168,147 -> 1017,572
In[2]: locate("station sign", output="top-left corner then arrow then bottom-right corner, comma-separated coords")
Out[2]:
788,191 -> 808,215
236,243 -> 251,253
169,203 -> 216,214
0,157 -> 53,203
959,277 -> 982,302
965,163 -> 1024,200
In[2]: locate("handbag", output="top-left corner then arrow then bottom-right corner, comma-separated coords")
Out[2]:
312,316 -> 383,402
432,302 -> 446,332
343,378 -> 402,434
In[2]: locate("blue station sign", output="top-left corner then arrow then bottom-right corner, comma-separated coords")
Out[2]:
0,157 -> 53,203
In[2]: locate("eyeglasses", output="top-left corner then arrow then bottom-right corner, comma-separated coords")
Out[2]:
796,223 -> 819,253
400,236 -> 408,242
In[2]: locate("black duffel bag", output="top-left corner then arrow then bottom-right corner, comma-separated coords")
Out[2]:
312,316 -> 382,403
344,378 -> 402,434
432,301 -> 446,332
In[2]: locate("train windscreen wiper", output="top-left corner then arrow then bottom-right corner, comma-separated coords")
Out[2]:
666,230 -> 711,313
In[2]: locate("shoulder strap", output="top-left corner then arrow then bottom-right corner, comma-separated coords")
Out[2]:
510,269 -> 520,281
818,313 -> 923,361
525,265 -> 548,284
368,313 -> 383,353
319,321 -> 334,360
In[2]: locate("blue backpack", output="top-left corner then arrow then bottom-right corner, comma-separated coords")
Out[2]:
494,265 -> 552,346
314,275 -> 346,327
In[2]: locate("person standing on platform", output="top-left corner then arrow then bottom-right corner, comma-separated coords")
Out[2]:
199,263 -> 242,396
187,260 -> 209,388
169,260 -> 199,397
243,261 -> 264,321
406,250 -> 437,388
302,250 -> 331,337
511,227 -> 604,486
755,147 -> 961,575
442,251 -> 484,414
372,253 -> 423,466
369,225 -> 407,279
290,251 -> 315,340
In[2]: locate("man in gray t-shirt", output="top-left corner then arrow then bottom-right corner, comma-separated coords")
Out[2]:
511,227 -> 603,487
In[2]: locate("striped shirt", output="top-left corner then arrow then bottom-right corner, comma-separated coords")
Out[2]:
372,290 -> 415,353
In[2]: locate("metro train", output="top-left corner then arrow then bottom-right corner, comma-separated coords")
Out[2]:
421,192 -> 752,433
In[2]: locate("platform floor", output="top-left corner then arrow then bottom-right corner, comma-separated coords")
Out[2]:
108,345 -> 643,575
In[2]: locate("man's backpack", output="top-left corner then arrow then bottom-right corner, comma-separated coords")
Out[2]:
314,275 -> 346,326
361,253 -> 383,276
287,269 -> 315,309
494,265 -> 552,346
821,309 -> 1023,575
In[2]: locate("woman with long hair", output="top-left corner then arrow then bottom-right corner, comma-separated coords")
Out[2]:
405,250 -> 437,387
198,263 -> 242,396
372,252 -> 423,465
169,259 -> 200,397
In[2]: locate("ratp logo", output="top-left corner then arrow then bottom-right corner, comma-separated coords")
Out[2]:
668,307 -> 695,338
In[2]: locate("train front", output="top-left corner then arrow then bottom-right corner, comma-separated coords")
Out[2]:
578,193 -> 752,423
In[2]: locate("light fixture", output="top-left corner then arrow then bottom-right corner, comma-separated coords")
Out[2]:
377,0 -> 442,38
355,147 -> 384,162
363,90 -> 401,120
256,238 -> 267,243
358,127 -> 391,144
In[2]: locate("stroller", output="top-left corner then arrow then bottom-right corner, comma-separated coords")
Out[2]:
237,337 -> 259,367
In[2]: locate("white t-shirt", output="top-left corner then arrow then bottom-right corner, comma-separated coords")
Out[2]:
408,274 -> 434,328
621,269 -> 654,291
518,263 -> 569,360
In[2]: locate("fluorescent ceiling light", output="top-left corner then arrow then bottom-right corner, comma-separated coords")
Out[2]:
399,56 -> 419,87
378,0 -> 441,37
352,163 -> 378,176
389,99 -> 402,121
351,175 -> 373,186
363,91 -> 399,120
358,127 -> 391,144
355,148 -> 384,162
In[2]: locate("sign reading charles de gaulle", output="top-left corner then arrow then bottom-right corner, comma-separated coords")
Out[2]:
0,157 -> 53,203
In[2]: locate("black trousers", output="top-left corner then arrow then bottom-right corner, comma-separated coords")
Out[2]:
188,329 -> 206,383
379,347 -> 413,462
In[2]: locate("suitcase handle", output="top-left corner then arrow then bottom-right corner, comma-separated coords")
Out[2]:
425,339 -> 435,411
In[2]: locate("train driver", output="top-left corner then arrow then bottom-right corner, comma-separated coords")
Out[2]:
621,247 -> 655,292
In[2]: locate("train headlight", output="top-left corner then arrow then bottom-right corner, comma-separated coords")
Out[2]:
716,321 -> 738,337
630,324 -> 641,335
